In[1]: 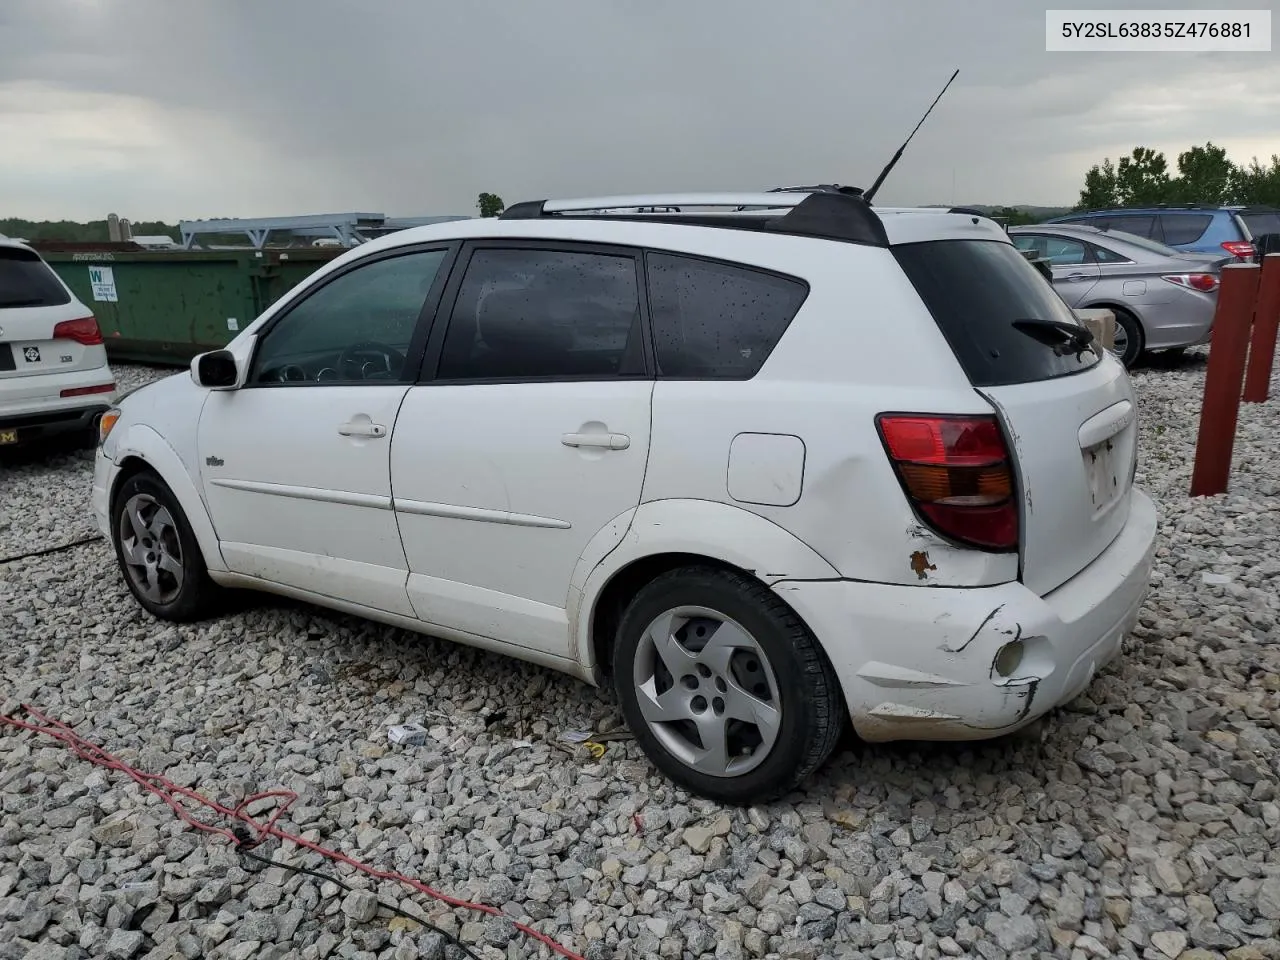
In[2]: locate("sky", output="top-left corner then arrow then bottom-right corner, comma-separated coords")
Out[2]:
1,0 -> 1277,222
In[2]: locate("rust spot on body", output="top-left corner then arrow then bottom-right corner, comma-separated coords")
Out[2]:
909,551 -> 937,580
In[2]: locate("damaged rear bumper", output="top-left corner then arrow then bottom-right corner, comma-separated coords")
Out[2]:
775,488 -> 1158,742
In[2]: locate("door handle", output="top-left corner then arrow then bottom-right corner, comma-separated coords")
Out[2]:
1066,273 -> 1088,282
562,432 -> 630,450
338,420 -> 387,438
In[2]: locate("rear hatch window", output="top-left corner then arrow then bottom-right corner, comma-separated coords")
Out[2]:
892,239 -> 1100,387
0,247 -> 71,308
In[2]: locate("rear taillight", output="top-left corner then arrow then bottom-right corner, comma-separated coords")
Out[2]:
60,383 -> 115,398
877,413 -> 1019,551
1221,240 -> 1255,259
1162,273 -> 1219,293
52,316 -> 104,346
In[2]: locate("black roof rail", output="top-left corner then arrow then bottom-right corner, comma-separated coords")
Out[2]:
497,192 -> 891,247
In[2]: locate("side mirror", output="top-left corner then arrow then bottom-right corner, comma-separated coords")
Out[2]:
191,350 -> 239,389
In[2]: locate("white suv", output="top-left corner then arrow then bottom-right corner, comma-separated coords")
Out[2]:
92,192 -> 1157,804
1,237 -> 116,448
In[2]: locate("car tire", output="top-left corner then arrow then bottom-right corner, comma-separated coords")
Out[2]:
110,470 -> 224,622
612,565 -> 844,805
1109,308 -> 1144,369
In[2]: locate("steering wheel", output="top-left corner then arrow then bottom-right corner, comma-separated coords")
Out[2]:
338,341 -> 405,381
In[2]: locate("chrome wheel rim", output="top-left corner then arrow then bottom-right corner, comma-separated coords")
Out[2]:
118,493 -> 183,604
1110,324 -> 1129,361
632,605 -> 782,778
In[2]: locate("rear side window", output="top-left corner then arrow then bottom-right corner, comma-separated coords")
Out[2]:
645,252 -> 808,378
1090,243 -> 1132,264
1159,214 -> 1212,245
0,248 -> 71,308
894,240 -> 1101,388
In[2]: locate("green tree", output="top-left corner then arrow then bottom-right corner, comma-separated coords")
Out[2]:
1115,147 -> 1172,206
0,217 -> 180,242
1170,142 -> 1234,205
991,206 -> 1040,226
477,193 -> 505,218
1230,155 -> 1280,206
1075,158 -> 1119,210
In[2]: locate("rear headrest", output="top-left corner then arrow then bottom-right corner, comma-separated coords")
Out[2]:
478,287 -> 574,352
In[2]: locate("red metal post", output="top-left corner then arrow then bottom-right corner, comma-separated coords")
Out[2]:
1190,263 -> 1261,497
1243,254 -> 1280,403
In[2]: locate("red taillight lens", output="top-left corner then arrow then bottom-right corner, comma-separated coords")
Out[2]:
1221,240 -> 1255,259
52,316 -> 104,346
877,414 -> 1018,551
60,382 -> 115,398
1162,273 -> 1219,293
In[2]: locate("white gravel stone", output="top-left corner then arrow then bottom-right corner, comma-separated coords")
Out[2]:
2,352 -> 1280,959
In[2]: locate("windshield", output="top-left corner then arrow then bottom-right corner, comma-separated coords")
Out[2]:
894,239 -> 1101,388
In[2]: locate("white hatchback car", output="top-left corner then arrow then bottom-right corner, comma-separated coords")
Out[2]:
93,192 -> 1157,804
1,237 -> 116,447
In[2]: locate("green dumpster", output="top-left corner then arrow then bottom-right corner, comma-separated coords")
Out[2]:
40,246 -> 344,366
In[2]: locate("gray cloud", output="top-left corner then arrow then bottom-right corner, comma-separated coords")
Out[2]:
2,0 -> 1277,221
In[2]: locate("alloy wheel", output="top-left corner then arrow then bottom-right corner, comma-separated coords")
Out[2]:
1110,323 -> 1129,361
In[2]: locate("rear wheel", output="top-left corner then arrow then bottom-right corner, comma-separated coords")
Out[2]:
612,566 -> 844,804
111,470 -> 224,622
1109,308 -> 1144,369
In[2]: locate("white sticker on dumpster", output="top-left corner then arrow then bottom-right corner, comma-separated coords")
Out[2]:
89,266 -> 118,303
227,318 -> 239,331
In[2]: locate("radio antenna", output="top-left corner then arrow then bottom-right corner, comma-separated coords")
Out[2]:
863,68 -> 960,203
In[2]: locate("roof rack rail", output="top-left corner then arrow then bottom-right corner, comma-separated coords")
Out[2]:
499,191 -> 892,247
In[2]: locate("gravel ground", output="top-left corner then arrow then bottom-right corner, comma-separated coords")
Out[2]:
2,352 -> 1279,960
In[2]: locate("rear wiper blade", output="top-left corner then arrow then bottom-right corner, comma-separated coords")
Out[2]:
1012,317 -> 1095,357
0,298 -> 46,307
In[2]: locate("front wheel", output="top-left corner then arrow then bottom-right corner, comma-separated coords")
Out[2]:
110,471 -> 224,622
612,566 -> 844,804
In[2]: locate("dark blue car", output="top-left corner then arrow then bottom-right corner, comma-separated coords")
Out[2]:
1048,206 -> 1280,261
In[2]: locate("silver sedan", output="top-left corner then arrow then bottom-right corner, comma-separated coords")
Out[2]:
1010,224 -> 1229,368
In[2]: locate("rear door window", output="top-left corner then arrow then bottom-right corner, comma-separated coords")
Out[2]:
893,240 -> 1101,388
436,247 -> 644,381
1011,235 -> 1092,265
644,252 -> 808,378
1158,214 -> 1213,245
0,247 -> 72,308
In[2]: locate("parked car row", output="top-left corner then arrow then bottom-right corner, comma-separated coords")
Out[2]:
1049,204 -> 1280,261
1008,223 -> 1229,368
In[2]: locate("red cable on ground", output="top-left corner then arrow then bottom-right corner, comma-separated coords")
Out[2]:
1,704 -> 586,960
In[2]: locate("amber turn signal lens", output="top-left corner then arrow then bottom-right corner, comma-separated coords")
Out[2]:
98,410 -> 121,445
